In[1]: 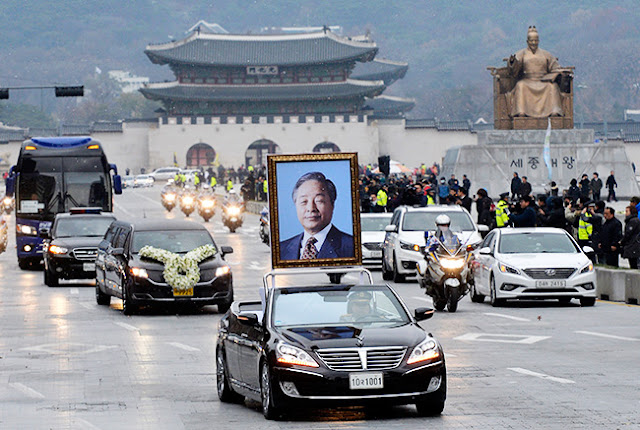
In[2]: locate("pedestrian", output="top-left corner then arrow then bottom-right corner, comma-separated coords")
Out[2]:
590,172 -> 603,202
456,187 -> 472,213
438,178 -> 449,205
567,178 -> 581,204
509,195 -> 537,227
511,172 -> 521,200
375,185 -> 388,213
519,176 -> 532,198
579,174 -> 591,202
599,207 -> 622,267
550,181 -> 559,196
631,196 -> 640,220
606,170 -> 618,202
462,174 -> 471,194
448,174 -> 459,189
620,205 -> 640,269
539,197 -> 567,229
475,188 -> 493,229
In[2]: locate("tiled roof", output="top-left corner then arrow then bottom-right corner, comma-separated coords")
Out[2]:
61,124 -> 91,135
145,31 -> 377,67
0,128 -> 27,142
351,58 -> 408,85
28,127 -> 57,137
92,122 -> 123,133
365,95 -> 415,117
140,79 -> 385,102
437,120 -> 472,131
405,119 -> 437,129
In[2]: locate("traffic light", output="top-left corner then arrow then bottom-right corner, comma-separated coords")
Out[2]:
55,86 -> 84,97
0,88 -> 8,99
378,155 -> 390,177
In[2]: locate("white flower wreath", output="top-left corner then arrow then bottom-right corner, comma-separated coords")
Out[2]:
139,244 -> 217,291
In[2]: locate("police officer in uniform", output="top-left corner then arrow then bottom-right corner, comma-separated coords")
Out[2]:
495,192 -> 511,228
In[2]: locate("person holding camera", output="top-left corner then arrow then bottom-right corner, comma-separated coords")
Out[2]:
509,195 -> 536,227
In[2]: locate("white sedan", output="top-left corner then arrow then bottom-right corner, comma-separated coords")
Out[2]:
360,213 -> 392,266
471,227 -> 597,306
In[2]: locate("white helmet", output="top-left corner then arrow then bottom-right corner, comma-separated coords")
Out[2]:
435,214 -> 451,226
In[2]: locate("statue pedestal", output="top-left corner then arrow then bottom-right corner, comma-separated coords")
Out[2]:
513,116 -> 573,130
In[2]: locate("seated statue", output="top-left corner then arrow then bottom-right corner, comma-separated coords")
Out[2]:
506,26 -> 564,118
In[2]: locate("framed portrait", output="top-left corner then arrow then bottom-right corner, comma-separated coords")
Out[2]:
267,152 -> 362,269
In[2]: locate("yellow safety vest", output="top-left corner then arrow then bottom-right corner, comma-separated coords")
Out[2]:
227,180 -> 233,191
210,177 -> 217,187
427,195 -> 435,206
578,212 -> 593,240
174,173 -> 180,183
194,175 -> 200,185
263,180 -> 268,193
495,200 -> 510,227
248,166 -> 254,172
376,189 -> 387,206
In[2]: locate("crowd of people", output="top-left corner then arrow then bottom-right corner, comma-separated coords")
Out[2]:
359,164 -> 640,269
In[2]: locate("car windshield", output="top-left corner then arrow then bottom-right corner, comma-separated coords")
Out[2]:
272,285 -> 410,327
55,217 -> 115,237
402,211 -> 475,231
132,230 -> 216,254
499,232 -> 579,254
361,215 -> 392,231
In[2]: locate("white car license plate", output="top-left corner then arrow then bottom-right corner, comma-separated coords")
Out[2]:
83,263 -> 96,272
349,372 -> 383,390
372,250 -> 382,258
535,280 -> 566,287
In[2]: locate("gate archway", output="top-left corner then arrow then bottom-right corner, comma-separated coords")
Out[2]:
186,143 -> 216,167
245,139 -> 281,168
312,142 -> 341,153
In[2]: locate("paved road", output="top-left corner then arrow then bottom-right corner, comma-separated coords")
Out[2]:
1,186 -> 638,429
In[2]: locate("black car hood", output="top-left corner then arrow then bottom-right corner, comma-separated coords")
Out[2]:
52,236 -> 105,249
130,254 -> 222,270
278,323 -> 426,349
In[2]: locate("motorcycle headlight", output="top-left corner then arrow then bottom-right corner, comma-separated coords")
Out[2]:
3,197 -> 12,205
407,337 -> 440,365
400,240 -> 419,251
48,245 -> 68,255
164,193 -> 176,201
276,342 -> 319,367
227,206 -> 241,216
201,199 -> 215,208
440,258 -> 465,270
580,262 -> 594,274
182,196 -> 194,205
17,224 -> 38,236
499,263 -> 520,275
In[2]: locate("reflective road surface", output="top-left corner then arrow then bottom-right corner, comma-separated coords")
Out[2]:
0,186 -> 638,429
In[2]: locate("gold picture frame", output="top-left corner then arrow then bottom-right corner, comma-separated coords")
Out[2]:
267,152 -> 362,269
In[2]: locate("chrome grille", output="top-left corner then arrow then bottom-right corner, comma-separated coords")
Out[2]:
72,247 -> 98,261
523,268 -> 575,279
316,347 -> 406,371
363,242 -> 383,251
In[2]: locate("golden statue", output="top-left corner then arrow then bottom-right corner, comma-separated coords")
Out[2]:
488,26 -> 574,129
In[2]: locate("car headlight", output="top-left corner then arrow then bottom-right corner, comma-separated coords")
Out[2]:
215,266 -> 230,277
276,342 -> 319,367
400,240 -> 419,251
580,262 -> 594,274
17,224 -> 38,236
440,258 -> 465,270
48,245 -> 68,255
201,199 -> 215,208
129,267 -> 148,278
407,337 -> 440,365
499,263 -> 520,275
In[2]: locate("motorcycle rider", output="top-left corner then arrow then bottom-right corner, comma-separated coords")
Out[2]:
426,214 -> 461,253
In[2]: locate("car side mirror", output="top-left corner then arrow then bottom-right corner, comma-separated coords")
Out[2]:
113,175 -> 123,195
39,228 -> 51,239
110,247 -> 124,256
237,312 -> 260,326
477,225 -> 490,232
384,224 -> 398,233
220,246 -> 233,257
582,246 -> 594,254
414,307 -> 434,321
478,247 -> 492,255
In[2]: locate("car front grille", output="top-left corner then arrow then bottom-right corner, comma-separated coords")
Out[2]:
523,268 -> 576,279
72,247 -> 98,261
363,242 -> 383,251
316,346 -> 406,371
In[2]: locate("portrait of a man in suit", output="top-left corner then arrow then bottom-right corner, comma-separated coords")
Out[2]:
279,171 -> 355,260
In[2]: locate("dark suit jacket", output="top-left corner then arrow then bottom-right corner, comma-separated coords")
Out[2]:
279,225 -> 354,260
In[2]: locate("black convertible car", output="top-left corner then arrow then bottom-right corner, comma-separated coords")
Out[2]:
216,281 -> 446,420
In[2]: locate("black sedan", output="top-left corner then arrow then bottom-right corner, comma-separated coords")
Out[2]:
95,220 -> 233,315
42,209 -> 116,287
216,283 -> 446,420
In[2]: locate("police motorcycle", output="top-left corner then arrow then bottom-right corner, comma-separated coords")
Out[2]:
416,215 -> 473,312
221,190 -> 244,233
179,185 -> 197,217
160,182 -> 178,212
197,185 -> 216,222
2,194 -> 15,214
259,206 -> 270,245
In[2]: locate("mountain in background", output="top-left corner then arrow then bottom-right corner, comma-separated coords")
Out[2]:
1,0 -> 639,125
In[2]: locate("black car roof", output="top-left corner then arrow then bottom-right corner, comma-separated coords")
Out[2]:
54,213 -> 116,220
116,219 -> 208,232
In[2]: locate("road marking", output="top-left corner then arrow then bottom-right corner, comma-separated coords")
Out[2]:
484,312 -> 530,322
73,418 -> 102,430
79,302 -> 94,310
249,263 -> 266,271
412,296 -> 433,303
9,382 -> 45,399
113,321 -> 139,332
454,333 -> 550,344
444,353 -> 457,358
575,330 -> 639,342
70,288 -> 79,295
131,190 -> 164,207
508,367 -> 575,384
113,202 -> 135,218
166,342 -> 200,352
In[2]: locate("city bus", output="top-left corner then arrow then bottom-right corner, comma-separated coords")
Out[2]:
5,137 -> 122,269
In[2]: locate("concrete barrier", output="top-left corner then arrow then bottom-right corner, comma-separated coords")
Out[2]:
595,267 -> 640,304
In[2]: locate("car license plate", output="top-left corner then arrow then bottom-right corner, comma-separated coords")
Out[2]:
372,251 -> 382,258
349,372 -> 383,390
173,288 -> 194,297
535,280 -> 566,287
83,263 -> 96,271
